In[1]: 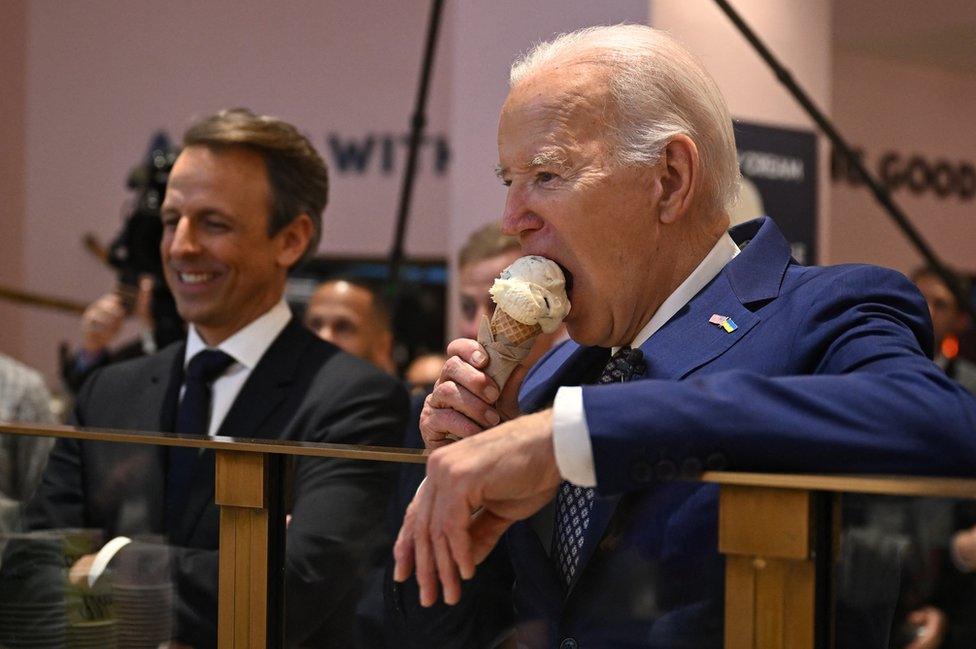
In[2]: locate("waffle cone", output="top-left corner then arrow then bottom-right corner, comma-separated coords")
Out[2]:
490,309 -> 542,346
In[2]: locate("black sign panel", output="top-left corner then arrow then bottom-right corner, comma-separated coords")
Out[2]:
734,121 -> 819,264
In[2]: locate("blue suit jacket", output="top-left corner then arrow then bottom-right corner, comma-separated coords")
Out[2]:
505,217 -> 976,648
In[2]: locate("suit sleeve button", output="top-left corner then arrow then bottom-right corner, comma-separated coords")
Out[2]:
560,638 -> 579,649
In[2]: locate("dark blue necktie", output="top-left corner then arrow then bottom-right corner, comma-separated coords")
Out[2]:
553,346 -> 646,587
165,349 -> 235,531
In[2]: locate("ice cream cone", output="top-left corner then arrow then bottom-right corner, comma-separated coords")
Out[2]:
477,313 -> 537,391
477,255 -> 570,393
490,308 -> 542,346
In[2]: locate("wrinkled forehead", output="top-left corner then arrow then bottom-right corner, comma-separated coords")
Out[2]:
499,64 -> 615,163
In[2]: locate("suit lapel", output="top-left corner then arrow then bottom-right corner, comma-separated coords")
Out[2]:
215,318 -> 308,441
633,216 -> 792,381
637,273 -> 759,380
519,344 -> 608,413
158,342 -> 185,433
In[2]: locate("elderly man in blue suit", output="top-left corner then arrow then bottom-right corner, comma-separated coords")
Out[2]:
392,24 -> 976,649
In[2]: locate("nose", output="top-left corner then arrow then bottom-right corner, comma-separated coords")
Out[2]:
166,217 -> 201,258
500,184 -> 543,238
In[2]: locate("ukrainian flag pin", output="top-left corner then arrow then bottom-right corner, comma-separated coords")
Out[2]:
709,314 -> 738,333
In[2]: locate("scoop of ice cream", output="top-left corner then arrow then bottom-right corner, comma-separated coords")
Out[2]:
488,255 -> 570,334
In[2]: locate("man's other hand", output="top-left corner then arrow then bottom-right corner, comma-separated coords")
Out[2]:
420,338 -> 526,449
905,606 -> 946,649
68,553 -> 96,588
393,409 -> 560,607
81,293 -> 127,355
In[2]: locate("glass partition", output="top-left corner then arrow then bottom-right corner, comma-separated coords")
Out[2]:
836,494 -> 976,649
7,423 -> 976,649
0,431 -> 215,649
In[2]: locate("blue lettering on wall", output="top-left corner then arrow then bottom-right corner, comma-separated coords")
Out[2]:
327,133 -> 451,175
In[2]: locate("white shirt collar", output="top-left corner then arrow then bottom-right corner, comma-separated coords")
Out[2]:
616,232 -> 740,353
184,300 -> 292,370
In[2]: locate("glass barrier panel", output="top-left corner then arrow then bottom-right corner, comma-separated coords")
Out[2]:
299,459 -> 724,649
836,493 -> 976,649
0,433 -> 216,649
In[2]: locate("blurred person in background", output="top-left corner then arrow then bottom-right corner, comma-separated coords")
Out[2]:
891,267 -> 976,649
912,267 -> 976,393
61,275 -> 160,394
303,278 -> 395,374
0,354 -> 56,538
61,138 -> 186,395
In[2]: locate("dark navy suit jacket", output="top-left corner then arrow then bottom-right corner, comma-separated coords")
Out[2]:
15,318 -> 409,648
502,217 -> 976,648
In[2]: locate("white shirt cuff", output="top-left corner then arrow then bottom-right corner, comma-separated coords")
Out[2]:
552,387 -> 597,487
88,536 -> 132,587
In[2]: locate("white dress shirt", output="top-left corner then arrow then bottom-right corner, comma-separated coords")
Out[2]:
552,233 -> 740,487
182,299 -> 292,436
89,300 -> 292,584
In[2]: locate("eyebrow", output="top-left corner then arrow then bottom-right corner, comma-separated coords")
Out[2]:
495,147 -> 570,179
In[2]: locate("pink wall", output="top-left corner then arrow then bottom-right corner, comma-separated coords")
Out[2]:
829,50 -> 976,274
0,0 -> 27,361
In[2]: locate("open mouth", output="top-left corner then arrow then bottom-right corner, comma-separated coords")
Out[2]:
173,270 -> 221,288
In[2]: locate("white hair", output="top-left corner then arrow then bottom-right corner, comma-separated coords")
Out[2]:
510,24 -> 740,214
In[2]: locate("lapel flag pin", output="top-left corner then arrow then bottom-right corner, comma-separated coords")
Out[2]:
709,314 -> 738,333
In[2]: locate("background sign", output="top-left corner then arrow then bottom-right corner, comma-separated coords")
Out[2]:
733,121 -> 819,264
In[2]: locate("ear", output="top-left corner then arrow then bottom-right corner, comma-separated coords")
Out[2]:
274,213 -> 314,268
656,134 -> 700,225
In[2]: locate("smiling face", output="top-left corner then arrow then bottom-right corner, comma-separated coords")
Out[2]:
161,145 -> 310,345
497,66 -> 678,347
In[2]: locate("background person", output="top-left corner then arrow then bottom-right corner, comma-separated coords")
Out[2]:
304,278 -> 396,374
0,354 -> 56,538
912,267 -> 976,392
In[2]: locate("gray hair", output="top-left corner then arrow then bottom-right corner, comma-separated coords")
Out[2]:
510,24 -> 740,214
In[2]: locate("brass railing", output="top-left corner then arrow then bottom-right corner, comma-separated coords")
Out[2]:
3,422 -> 975,649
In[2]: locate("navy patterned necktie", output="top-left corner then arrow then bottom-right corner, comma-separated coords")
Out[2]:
165,349 -> 235,530
553,346 -> 646,587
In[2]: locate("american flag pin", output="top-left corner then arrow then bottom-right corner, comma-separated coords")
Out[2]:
709,314 -> 738,333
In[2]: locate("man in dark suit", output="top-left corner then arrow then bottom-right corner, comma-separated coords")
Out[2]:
391,25 -> 976,648
16,108 -> 408,648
